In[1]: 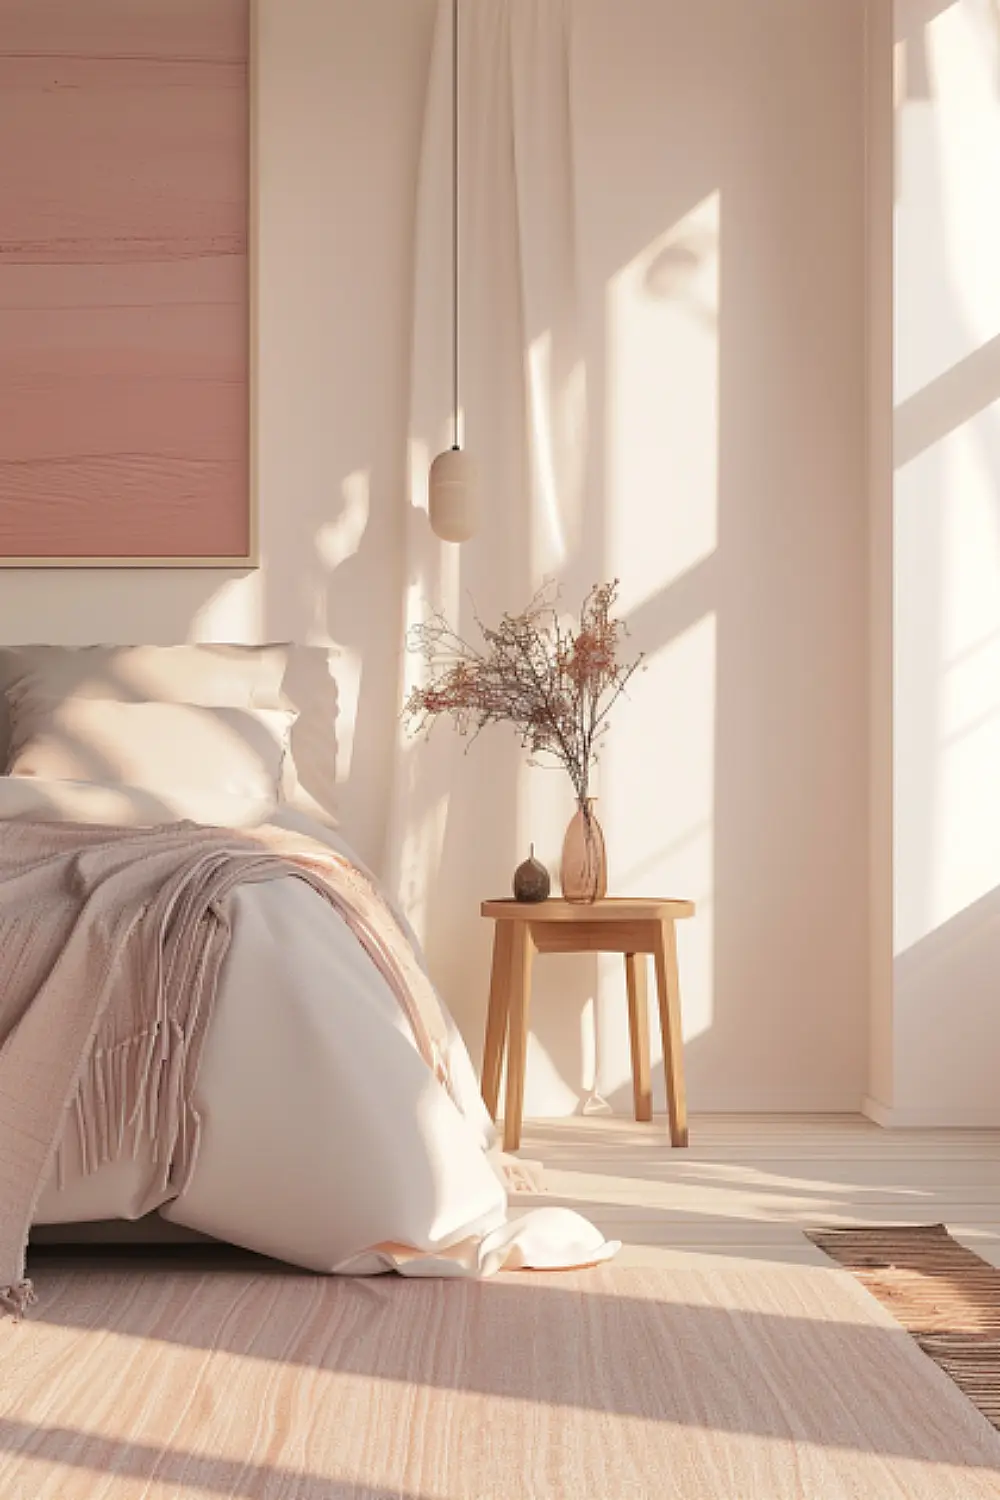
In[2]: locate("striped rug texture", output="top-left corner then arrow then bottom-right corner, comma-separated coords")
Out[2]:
808,1224 -> 1000,1433
2,1256 -> 1000,1497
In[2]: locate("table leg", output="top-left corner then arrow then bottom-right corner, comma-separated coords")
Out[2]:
481,923 -> 513,1120
503,922 -> 535,1152
653,918 -> 689,1147
624,952 -> 653,1122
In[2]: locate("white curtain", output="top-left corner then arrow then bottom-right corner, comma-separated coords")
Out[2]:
388,0 -> 593,1082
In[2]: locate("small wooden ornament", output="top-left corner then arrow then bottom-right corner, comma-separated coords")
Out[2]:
512,845 -> 551,903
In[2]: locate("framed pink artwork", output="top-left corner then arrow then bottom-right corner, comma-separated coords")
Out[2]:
0,0 -> 254,566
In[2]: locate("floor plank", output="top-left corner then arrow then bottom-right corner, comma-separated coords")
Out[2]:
515,1113 -> 1000,1270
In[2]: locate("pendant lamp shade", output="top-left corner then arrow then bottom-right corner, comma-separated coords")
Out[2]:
429,446 -> 478,543
428,0 -> 477,542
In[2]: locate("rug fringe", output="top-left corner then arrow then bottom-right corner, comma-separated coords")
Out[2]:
807,1222 -> 1000,1432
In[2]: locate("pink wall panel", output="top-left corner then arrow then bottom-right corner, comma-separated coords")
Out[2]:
0,0 -> 250,561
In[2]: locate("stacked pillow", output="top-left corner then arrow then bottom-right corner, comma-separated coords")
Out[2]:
0,644 -> 338,829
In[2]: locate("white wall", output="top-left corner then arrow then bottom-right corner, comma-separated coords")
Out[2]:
0,0 -> 871,1115
0,0 -> 437,874
881,0 -> 1000,1125
574,0 -> 869,1113
396,0 -> 870,1116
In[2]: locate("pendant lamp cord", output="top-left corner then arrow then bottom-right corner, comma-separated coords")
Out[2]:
452,0 -> 460,450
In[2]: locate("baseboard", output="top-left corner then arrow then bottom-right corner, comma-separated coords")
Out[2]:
598,1082 -> 865,1116
679,1091 -> 866,1114
863,1096 -> 1000,1128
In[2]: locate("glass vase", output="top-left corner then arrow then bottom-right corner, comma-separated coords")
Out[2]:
560,797 -> 608,904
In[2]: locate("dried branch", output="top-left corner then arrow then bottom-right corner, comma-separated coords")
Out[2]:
403,580 -> 643,805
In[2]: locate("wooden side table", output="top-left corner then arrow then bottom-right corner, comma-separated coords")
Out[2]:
480,897 -> 695,1152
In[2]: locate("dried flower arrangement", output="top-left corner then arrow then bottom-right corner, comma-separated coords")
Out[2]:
403,581 -> 643,899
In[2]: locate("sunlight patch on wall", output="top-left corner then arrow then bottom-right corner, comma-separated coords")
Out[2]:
596,615 -> 716,1102
606,191 -> 720,619
308,469 -> 371,785
932,427 -> 1000,929
894,0 -> 1000,952
608,616 -> 715,1029
395,786 -> 450,946
579,994 -> 597,1098
188,571 -> 263,642
525,329 -> 587,582
594,192 -> 720,1101
398,436 -> 461,712
323,648 -> 359,788
315,469 -> 370,571
931,2 -> 1000,351
408,435 -> 432,518
604,180 -> 720,917
391,445 -> 462,930
527,330 -> 564,574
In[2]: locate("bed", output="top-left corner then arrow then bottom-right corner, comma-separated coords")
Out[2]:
0,644 -> 615,1294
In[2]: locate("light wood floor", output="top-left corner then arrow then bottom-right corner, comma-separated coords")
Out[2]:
514,1112 -> 1000,1270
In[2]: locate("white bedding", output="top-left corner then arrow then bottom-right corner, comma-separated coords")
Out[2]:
27,800 -> 616,1276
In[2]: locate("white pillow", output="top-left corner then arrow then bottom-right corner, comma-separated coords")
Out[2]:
6,700 -> 295,819
0,643 -> 340,827
0,643 -> 291,709
0,775 -> 275,830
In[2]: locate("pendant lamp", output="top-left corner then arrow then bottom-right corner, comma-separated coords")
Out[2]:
428,0 -> 478,543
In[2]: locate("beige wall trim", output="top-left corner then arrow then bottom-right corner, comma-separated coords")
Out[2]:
863,1097 -> 1000,1130
865,0 -> 896,1108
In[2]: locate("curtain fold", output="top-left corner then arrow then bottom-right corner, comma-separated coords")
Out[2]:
388,0 -> 589,1065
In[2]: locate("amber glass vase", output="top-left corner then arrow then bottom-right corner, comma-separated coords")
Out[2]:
559,797 -> 608,904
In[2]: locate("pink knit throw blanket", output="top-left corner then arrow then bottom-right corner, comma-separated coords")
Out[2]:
0,820 -> 453,1319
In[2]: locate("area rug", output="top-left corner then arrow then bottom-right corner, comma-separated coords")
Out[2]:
808,1224 -> 1000,1434
2,1256 -> 1000,1498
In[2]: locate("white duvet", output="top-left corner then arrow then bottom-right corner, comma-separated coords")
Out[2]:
21,794 -> 617,1277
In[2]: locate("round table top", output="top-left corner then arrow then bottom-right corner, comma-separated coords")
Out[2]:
481,896 -> 695,922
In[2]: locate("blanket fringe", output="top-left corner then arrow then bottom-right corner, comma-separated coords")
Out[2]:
0,1281 -> 37,1322
492,1150 -> 545,1194
60,1028 -> 163,1183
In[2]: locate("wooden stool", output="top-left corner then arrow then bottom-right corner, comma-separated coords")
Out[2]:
480,898 -> 695,1152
